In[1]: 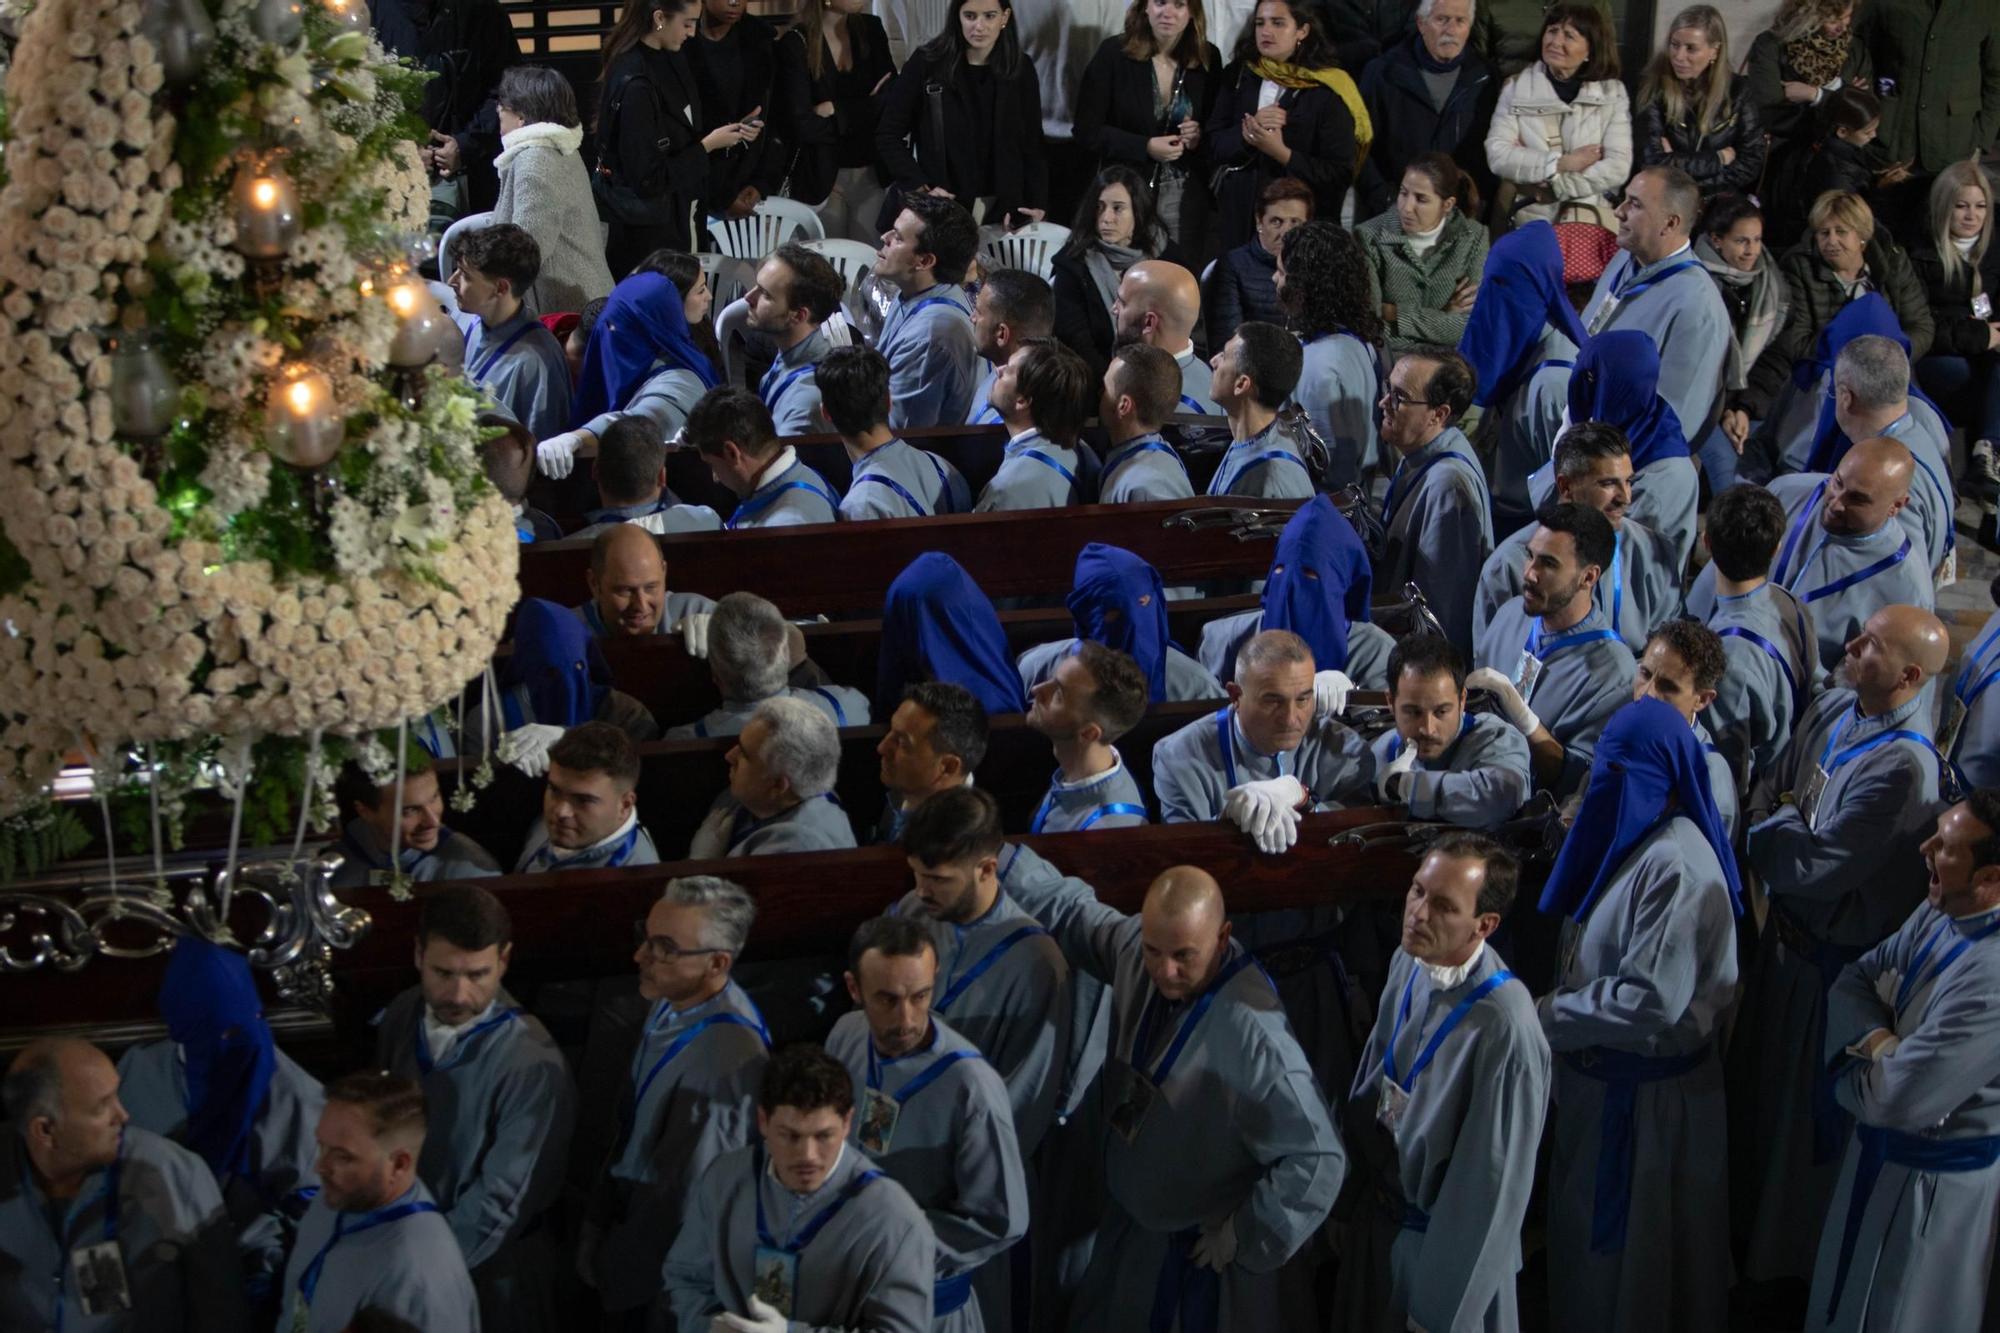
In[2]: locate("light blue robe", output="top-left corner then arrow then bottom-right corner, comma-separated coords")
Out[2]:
570,591 -> 716,640
1580,247 -> 1732,440
1878,405 -> 1956,576
512,814 -> 661,873
1538,816 -> 1740,1333
1484,338 -> 1574,533
1016,637 -> 1223,703
1098,433 -> 1195,503
965,363 -> 1003,426
687,792 -> 858,859
328,820 -> 501,891
1474,600 -> 1638,796
1294,332 -> 1378,489
0,1126 -> 249,1333
881,283 -> 978,429
842,440 -> 974,519
826,1015 -> 1029,1333
1761,472 -> 1936,673
729,452 -> 842,529
580,363 -> 708,442
1026,751 -> 1149,833
276,1180 -> 478,1333
1698,718 -> 1740,840
1365,713 -> 1532,828
1807,901 -> 2000,1331
760,324 -> 833,435
465,309 -> 572,441
1945,605 -> 2000,791
1628,456 -> 1700,572
1150,704 -> 1370,825
1380,427 -> 1493,658
974,430 -> 1079,511
1693,580 -> 1819,784
666,684 -> 873,740
1345,946 -> 1551,1333
1195,613 -> 1397,691
568,497 -> 723,538
1174,346 -> 1222,416
1474,516 -> 1680,654
1205,420 -> 1315,499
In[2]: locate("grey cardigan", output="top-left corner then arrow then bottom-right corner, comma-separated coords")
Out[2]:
493,123 -> 616,316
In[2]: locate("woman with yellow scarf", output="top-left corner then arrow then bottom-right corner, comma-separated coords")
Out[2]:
1204,0 -> 1372,252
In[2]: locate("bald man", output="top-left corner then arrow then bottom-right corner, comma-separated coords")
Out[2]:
1111,261 -> 1221,415
575,524 -> 717,640
1734,604 -> 1955,1287
0,1039 -> 249,1332
1001,858 -> 1344,1331
1688,440 -> 1934,674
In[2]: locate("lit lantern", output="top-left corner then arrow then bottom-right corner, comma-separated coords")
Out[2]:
265,365 -> 343,468
139,0 -> 218,87
385,281 -> 451,368
322,0 -> 369,31
231,162 -> 301,260
110,336 -> 178,440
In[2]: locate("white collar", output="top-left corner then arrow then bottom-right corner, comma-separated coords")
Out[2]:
423,998 -> 498,1062
750,446 -> 800,493
1420,940 -> 1485,989
1953,234 -> 1979,255
495,120 -> 584,169
768,1141 -> 848,1201
1169,342 -> 1199,366
1052,749 -> 1124,791
549,810 -> 639,863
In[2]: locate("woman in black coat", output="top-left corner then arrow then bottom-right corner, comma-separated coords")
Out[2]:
1634,5 -> 1765,197
685,0 -> 785,220
1204,0 -> 1358,254
1911,160 -> 2000,483
1051,166 -> 1189,377
772,0 -> 897,241
873,0 -> 1048,230
1073,0 -> 1223,253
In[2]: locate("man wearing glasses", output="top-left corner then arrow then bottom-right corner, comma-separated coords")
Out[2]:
1376,349 -> 1493,658
580,876 -> 772,1327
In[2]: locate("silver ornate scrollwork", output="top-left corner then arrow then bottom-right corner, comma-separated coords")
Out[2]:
0,849 -> 370,1011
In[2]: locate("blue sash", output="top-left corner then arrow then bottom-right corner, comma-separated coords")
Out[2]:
623,1003 -> 772,1143
297,1196 -> 441,1305
1825,1127 -> 2000,1321
1213,706 -> 1292,791
1717,624 -> 1806,723
1211,445 -> 1308,496
727,472 -> 840,529
1560,1044 -> 1712,1254
469,319 -> 536,385
752,1146 -> 881,1254
1384,967 -> 1514,1092
760,362 -> 814,412
936,923 -> 1049,1013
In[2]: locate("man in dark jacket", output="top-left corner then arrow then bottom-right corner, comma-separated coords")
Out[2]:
1860,0 -> 2000,177
374,0 -> 520,215
1354,0 -> 1496,218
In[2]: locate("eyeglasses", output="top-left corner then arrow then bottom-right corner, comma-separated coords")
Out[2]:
1382,387 -> 1441,412
632,920 -> 727,964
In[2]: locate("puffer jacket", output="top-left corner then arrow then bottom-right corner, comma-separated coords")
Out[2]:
1485,61 -> 1633,227
1909,236 -> 2000,359
1203,239 -> 1284,353
1635,75 -> 1766,196
1355,206 -> 1490,356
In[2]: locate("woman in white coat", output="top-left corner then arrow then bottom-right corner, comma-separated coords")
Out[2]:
1485,3 -> 1632,230
491,66 -> 616,316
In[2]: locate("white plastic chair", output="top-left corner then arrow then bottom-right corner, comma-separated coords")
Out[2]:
981,221 -> 1069,280
706,197 -> 827,262
714,296 -> 752,388
802,237 -> 879,292
438,210 -> 493,282
697,250 -> 749,308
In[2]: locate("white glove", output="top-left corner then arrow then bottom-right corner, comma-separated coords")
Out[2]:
1375,742 -> 1420,805
498,723 -> 566,776
1465,667 -> 1540,736
712,1296 -> 788,1333
1222,775 -> 1306,854
536,430 -> 582,479
1190,1216 -> 1238,1273
1312,669 -> 1354,718
677,612 -> 713,659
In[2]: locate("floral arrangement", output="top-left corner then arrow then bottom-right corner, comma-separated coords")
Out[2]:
0,0 -> 516,846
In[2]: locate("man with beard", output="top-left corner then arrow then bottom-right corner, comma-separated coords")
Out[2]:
745,244 -> 847,434
1023,641 -> 1151,833
1368,632 -> 1531,828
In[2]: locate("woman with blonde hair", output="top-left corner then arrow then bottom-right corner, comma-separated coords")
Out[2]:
1744,0 -> 1871,158
1911,160 -> 2000,493
1637,5 -> 1763,197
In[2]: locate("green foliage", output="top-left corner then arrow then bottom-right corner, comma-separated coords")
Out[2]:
0,803 -> 91,885
0,531 -> 28,599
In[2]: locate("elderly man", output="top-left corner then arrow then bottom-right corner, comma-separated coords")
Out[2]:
328,753 -> 500,889
686,387 -> 841,529
1633,619 -> 1739,837
513,722 -> 662,872
582,876 -> 771,1321
1475,421 -> 1679,654
966,269 -> 1055,427
278,1074 -> 476,1333
666,592 -> 870,740
746,242 -> 848,434
1470,501 -> 1637,797
1024,641 -> 1151,833
875,682 -> 987,844
1580,165 -> 1732,444
1,1038 -> 248,1332
1354,0 -> 1494,217
1110,260 -> 1220,414
1537,699 -> 1743,1333
689,696 -> 858,857
1377,347 -> 1492,657
568,417 -> 720,538
1002,863 -> 1345,1331
1207,321 -> 1315,499
822,347 -> 973,520
976,338 -> 1090,513
661,1046 -> 934,1333
1807,790 -> 2000,1329
827,917 -> 1030,1331
1809,334 -> 1956,574
376,886 -> 575,1333
1735,605 -> 1952,1290
1370,632 -> 1531,828
451,223 -> 571,439
576,525 -> 717,640
1342,834 -> 1549,1333
876,195 -> 981,430
1098,343 -> 1196,502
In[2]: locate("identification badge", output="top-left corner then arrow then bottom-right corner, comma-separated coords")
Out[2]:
751,1245 -> 799,1319
1376,1076 -> 1412,1137
1974,293 -> 1992,320
1940,694 -> 1969,762
70,1240 -> 131,1316
1799,764 -> 1831,830
1939,545 -> 1958,591
858,1089 -> 900,1155
1514,650 -> 1544,701
1107,1066 -> 1158,1145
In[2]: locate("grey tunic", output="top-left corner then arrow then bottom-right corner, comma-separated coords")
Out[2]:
666,684 -> 873,740
662,1142 -> 935,1333
466,309 -> 573,440
687,792 -> 859,859
1345,946 -> 1551,1333
1294,331 -> 1379,490
275,1180 -> 477,1333
580,363 -> 708,442
760,324 -> 833,435
113,1039 -> 323,1286
1002,866 -> 1347,1332
570,591 -> 717,640
1473,516 -> 1680,654
1151,704 -> 1371,825
588,981 -> 771,1312
568,498 -> 724,539
1098,433 -> 1196,504
826,1015 -> 1030,1332
513,814 -> 661,873
1539,817 -> 1740,1333
1878,405 -> 1956,575
1204,420 -> 1315,499
1736,688 -> 1945,1282
1807,901 -> 2000,1331
1627,455 -> 1700,572
1698,718 -> 1740,841
1485,340 -> 1574,532
965,363 -> 1002,426
376,989 -> 576,1328
0,1126 -> 248,1333
1380,427 -> 1494,658
1195,612 -> 1397,690
1763,472 -> 1936,673
1946,605 -> 2000,791
1174,346 -> 1222,416
842,440 -> 975,519
1026,751 -> 1150,833
1580,247 -> 1732,440
1474,600 -> 1638,796
1695,580 -> 1819,784
974,430 -> 1079,512
328,820 -> 501,891
1016,638 -> 1223,704
729,452 -> 842,529
1365,712 -> 1533,828
881,283 -> 978,430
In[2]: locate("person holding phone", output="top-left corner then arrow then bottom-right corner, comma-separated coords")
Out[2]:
687,0 -> 782,222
